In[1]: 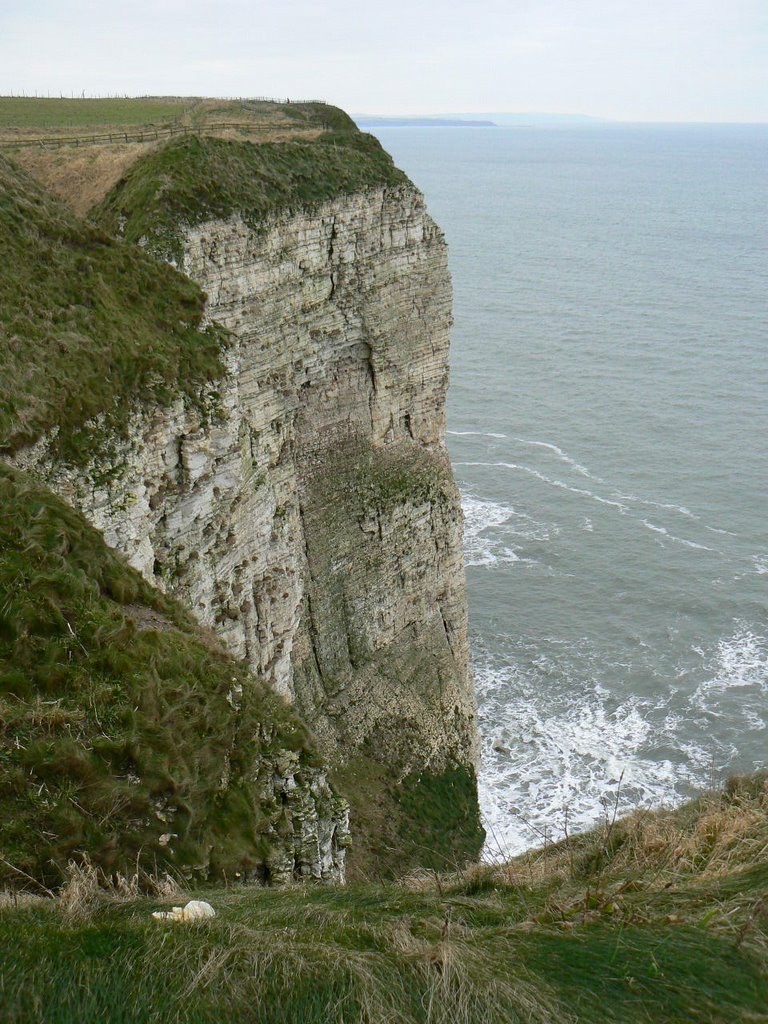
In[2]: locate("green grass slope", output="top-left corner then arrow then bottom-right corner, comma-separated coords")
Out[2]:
0,122 -> 407,458
92,130 -> 409,263
1,777 -> 766,1023
0,464 -> 327,888
0,154 -> 228,462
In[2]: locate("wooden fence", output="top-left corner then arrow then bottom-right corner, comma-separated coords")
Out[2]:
0,121 -> 322,151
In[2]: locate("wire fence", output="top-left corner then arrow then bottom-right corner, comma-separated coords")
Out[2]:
0,120 -> 323,151
1,93 -> 328,104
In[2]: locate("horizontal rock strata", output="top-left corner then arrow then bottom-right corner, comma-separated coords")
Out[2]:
13,182 -> 479,873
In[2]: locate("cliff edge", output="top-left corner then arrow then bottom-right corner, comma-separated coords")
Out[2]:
1,100 -> 483,877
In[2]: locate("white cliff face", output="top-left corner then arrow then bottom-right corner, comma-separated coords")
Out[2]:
13,183 -> 478,869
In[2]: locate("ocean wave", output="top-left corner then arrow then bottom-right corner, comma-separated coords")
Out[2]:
448,430 -> 507,439
452,428 -> 737,544
456,460 -> 726,553
456,460 -> 632,512
460,493 -> 555,567
474,646 -> 706,859
461,494 -> 523,568
616,492 -> 699,520
512,437 -> 603,482
640,519 -> 715,551
473,624 -> 768,860
693,628 -> 768,698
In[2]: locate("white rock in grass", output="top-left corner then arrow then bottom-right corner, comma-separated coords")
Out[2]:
152,900 -> 216,922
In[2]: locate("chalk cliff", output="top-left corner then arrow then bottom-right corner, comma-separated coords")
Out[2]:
7,124 -> 483,875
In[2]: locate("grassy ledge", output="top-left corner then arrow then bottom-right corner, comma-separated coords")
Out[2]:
0,154 -> 228,463
92,131 -> 410,264
1,776 -> 766,1023
0,465 -> 332,887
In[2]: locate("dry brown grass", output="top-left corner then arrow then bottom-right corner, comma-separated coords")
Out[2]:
0,889 -> 48,911
512,774 -> 768,887
11,126 -> 325,215
400,775 -> 768,900
58,858 -> 186,922
12,142 -> 161,215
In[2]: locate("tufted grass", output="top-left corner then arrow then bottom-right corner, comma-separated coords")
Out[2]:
0,153 -> 229,463
92,130 -> 409,264
0,465 -> 320,888
1,777 -> 767,1023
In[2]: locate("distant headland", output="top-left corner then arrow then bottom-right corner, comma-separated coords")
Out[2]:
354,112 -> 608,128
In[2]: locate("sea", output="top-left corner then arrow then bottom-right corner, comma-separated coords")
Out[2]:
370,123 -> 768,857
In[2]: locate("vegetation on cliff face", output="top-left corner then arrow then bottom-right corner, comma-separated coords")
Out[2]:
0,465 -> 340,888
0,155 -> 228,462
333,756 -> 485,879
92,131 -> 409,263
1,776 -> 767,1023
0,116 -> 475,883
291,444 -> 484,877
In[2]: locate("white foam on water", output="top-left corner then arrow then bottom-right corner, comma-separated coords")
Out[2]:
640,519 -> 715,552
448,430 -> 507,439
456,460 -> 633,514
451,430 -> 736,546
752,554 -> 768,575
617,493 -> 699,520
460,492 -> 554,567
457,460 -> 727,553
513,437 -> 603,482
474,643 -> 708,860
693,628 -> 768,699
461,494 -> 522,568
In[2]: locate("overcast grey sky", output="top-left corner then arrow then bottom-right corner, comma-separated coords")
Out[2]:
1,0 -> 766,122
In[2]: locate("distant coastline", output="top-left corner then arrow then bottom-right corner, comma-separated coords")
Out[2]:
354,112 -> 608,129
354,116 -> 497,128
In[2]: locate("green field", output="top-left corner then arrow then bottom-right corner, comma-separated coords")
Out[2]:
2,776 -> 767,1023
0,96 -> 351,139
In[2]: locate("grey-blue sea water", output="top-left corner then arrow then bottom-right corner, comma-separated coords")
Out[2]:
372,124 -> 768,854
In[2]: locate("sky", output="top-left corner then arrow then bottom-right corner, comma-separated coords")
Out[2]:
1,0 -> 766,122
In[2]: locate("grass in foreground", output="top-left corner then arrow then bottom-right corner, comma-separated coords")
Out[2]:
2,777 -> 767,1023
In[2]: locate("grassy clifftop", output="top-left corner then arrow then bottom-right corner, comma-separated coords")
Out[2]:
0,155 -> 227,462
0,465 -> 329,888
93,130 -> 409,263
0,96 -> 355,138
1,776 -> 766,1023
0,119 -> 409,458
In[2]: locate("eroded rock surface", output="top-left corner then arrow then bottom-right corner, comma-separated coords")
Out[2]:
13,183 -> 479,872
